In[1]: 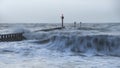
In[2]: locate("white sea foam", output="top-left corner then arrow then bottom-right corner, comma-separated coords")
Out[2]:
0,23 -> 120,68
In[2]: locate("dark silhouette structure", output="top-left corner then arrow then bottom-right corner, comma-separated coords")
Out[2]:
0,33 -> 25,42
34,27 -> 64,32
61,14 -> 64,28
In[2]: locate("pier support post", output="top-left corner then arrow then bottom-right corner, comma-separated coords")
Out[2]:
0,33 -> 25,42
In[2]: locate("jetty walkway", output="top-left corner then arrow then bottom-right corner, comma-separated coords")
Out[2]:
34,27 -> 65,32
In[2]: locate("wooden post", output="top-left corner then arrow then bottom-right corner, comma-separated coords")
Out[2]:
74,21 -> 76,27
80,22 -> 82,28
0,33 -> 25,42
61,14 -> 64,28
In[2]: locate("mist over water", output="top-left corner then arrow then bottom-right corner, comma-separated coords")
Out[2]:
0,23 -> 120,68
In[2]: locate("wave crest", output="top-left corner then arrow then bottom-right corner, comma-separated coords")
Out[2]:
36,34 -> 120,56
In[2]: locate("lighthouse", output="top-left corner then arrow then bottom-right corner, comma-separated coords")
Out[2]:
61,14 -> 64,28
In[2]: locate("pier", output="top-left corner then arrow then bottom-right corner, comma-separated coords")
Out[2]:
0,14 -> 65,42
0,33 -> 25,42
35,14 -> 65,32
34,27 -> 65,32
0,27 -> 65,42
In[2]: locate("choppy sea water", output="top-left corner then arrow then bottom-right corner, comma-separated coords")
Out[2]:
0,23 -> 120,68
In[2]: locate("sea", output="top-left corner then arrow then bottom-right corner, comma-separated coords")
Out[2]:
0,23 -> 120,68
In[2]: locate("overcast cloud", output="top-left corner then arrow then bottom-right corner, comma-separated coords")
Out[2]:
0,0 -> 120,23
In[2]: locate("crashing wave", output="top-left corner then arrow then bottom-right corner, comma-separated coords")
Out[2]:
33,34 -> 120,57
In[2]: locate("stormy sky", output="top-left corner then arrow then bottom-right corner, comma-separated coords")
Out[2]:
0,0 -> 120,23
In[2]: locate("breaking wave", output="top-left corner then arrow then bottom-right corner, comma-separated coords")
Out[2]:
32,34 -> 120,57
